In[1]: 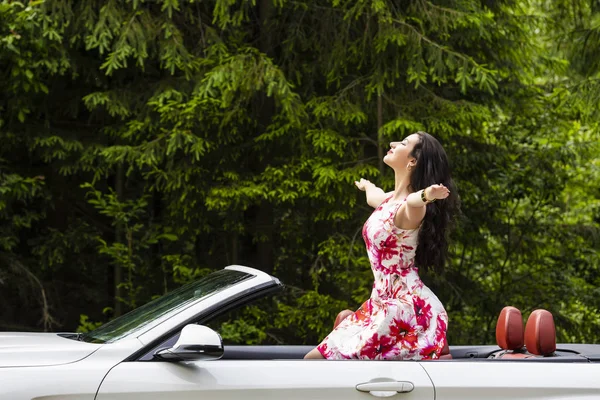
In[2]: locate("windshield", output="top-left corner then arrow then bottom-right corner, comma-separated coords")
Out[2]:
81,269 -> 253,344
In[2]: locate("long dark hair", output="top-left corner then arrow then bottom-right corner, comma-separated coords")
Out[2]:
409,132 -> 460,271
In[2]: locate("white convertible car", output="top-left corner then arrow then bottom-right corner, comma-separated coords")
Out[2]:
2,265 -> 600,400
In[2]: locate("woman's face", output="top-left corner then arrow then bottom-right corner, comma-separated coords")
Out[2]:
383,133 -> 420,170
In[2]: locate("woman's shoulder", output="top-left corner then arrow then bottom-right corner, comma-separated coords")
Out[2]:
386,195 -> 422,232
383,195 -> 408,209
374,192 -> 395,209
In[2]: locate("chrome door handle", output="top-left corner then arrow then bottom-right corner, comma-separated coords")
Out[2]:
356,381 -> 414,397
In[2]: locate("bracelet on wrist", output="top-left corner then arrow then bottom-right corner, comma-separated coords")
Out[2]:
421,188 -> 436,203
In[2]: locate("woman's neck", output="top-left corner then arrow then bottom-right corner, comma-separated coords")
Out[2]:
393,170 -> 412,201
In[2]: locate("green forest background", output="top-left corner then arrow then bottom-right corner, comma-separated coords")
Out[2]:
1,0 -> 599,346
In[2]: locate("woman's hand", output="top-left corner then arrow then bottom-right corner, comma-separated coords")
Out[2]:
425,184 -> 450,200
354,178 -> 376,192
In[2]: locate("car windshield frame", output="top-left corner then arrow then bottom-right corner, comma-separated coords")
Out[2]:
80,269 -> 254,344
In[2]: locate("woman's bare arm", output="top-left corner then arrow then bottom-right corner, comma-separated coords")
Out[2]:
394,184 -> 451,229
355,178 -> 390,208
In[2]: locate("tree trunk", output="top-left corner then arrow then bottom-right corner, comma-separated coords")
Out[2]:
259,0 -> 272,55
256,204 -> 274,273
114,162 -> 124,317
377,94 -> 384,175
255,0 -> 275,273
230,231 -> 239,265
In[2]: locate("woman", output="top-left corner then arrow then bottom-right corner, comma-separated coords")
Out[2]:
305,131 -> 459,360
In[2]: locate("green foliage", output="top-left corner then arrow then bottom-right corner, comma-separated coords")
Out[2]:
0,0 -> 598,349
76,314 -> 103,333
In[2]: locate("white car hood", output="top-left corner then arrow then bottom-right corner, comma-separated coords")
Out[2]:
0,332 -> 100,367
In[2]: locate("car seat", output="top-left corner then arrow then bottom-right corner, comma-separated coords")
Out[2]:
493,306 -> 529,359
524,309 -> 556,357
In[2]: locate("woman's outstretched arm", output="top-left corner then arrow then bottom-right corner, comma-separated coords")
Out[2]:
394,184 -> 451,229
355,178 -> 390,208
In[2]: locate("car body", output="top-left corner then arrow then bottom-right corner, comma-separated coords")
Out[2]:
1,265 -> 600,400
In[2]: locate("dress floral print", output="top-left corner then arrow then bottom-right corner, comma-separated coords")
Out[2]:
317,195 -> 448,360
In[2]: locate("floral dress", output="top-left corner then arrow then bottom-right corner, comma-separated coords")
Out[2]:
317,195 -> 448,360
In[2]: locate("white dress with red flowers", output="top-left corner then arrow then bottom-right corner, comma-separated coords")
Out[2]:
317,195 -> 448,360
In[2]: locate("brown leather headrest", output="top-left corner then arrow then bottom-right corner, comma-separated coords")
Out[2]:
525,309 -> 556,356
495,306 -> 524,350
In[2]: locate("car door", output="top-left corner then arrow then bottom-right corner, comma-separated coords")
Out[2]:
421,361 -> 600,399
96,358 -> 435,400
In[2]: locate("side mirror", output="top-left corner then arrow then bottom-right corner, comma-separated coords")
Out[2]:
154,324 -> 224,362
